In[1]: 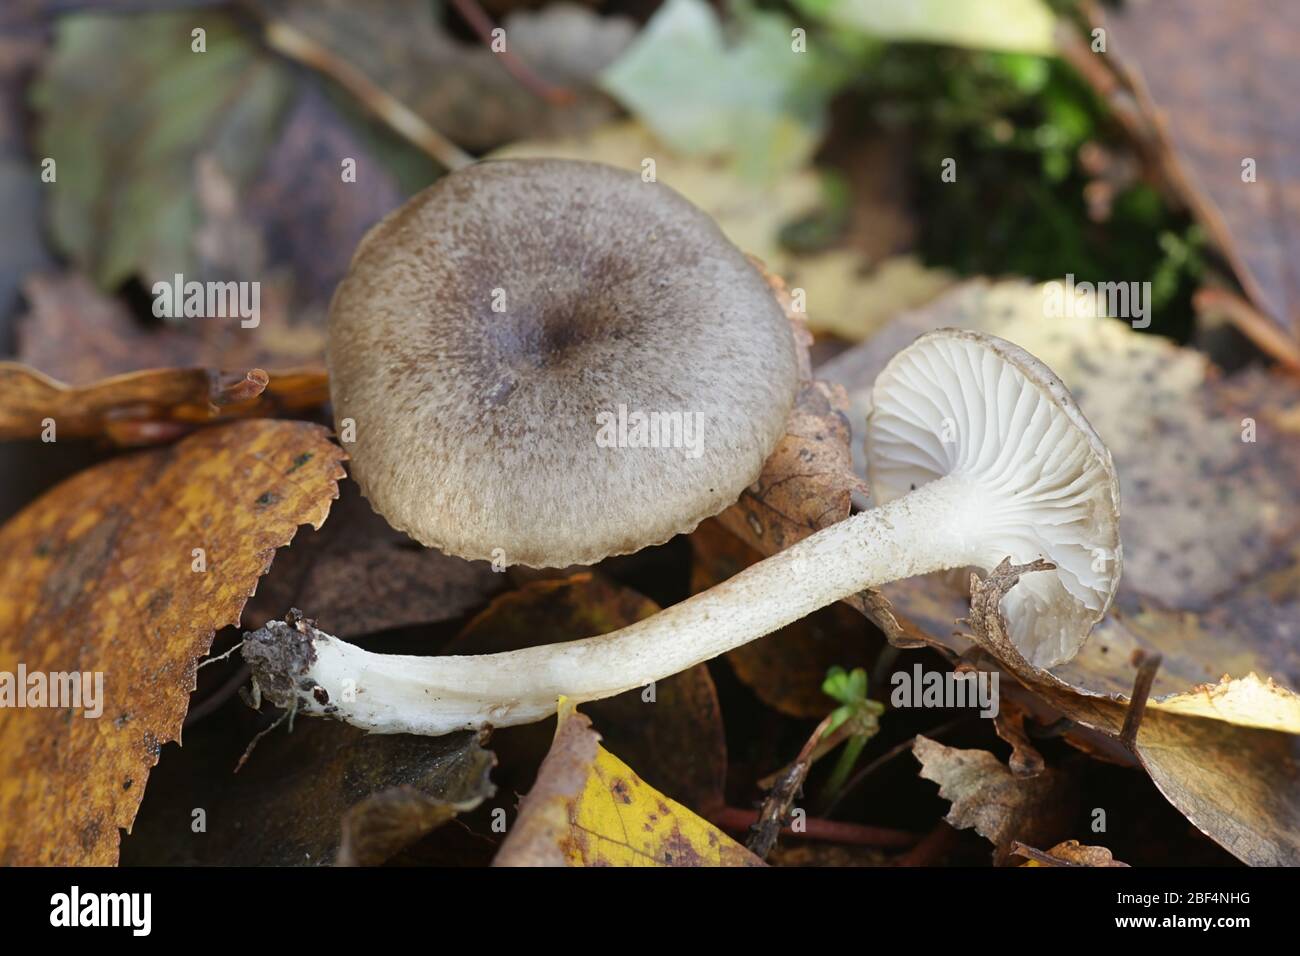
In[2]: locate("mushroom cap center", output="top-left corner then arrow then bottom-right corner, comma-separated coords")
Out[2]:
327,159 -> 801,568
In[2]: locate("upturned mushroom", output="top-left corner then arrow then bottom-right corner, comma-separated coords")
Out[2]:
246,309 -> 1122,734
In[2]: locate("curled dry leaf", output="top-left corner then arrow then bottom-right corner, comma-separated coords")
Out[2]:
335,732 -> 495,867
0,361 -> 328,444
6,273 -> 327,443
0,420 -> 346,864
493,700 -> 761,867
123,719 -> 494,867
993,699 -> 1046,779
448,573 -> 726,812
1084,0 -> 1300,366
912,735 -> 1076,866
1016,839 -> 1129,867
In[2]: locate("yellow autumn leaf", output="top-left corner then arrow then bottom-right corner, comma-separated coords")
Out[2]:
494,698 -> 761,867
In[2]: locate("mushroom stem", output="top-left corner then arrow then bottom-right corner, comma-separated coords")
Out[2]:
246,474 -> 991,736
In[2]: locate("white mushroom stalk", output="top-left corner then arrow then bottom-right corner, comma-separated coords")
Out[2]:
245,330 -> 1122,737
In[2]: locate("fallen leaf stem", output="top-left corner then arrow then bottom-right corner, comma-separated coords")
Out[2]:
713,806 -> 919,849
253,11 -> 473,170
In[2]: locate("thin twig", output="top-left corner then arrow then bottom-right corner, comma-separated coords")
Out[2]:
184,663 -> 252,728
447,0 -> 575,105
254,14 -> 472,170
235,704 -> 294,773
712,807 -> 918,849
892,821 -> 958,866
745,712 -> 834,858
1119,650 -> 1163,752
1009,840 -> 1084,867
197,639 -> 246,669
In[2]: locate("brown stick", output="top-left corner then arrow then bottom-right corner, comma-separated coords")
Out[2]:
256,16 -> 472,170
892,821 -> 958,866
1119,650 -> 1163,752
713,807 -> 918,849
447,0 -> 575,106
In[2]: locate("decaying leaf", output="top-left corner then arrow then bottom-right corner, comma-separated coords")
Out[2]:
1086,0 -> 1300,365
15,271 -> 331,381
0,360 -> 328,444
913,735 -> 1075,865
242,82 -> 407,321
0,420 -> 346,864
494,700 -> 760,867
993,698 -> 1046,779
449,573 -> 726,812
1011,685 -> 1300,867
123,718 -> 494,866
245,479 -> 505,640
1016,839 -> 1129,867
33,11 -> 292,289
255,0 -> 634,153
335,731 -> 495,866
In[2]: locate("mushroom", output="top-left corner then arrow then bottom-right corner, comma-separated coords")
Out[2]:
246,327 -> 1121,736
326,158 -> 802,568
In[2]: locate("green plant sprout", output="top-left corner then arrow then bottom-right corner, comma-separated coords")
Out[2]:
820,666 -> 885,803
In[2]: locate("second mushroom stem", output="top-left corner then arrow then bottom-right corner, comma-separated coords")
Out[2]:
254,474 -> 990,736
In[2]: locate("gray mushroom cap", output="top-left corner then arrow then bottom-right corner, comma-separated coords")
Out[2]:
328,159 -> 800,568
866,328 -> 1123,667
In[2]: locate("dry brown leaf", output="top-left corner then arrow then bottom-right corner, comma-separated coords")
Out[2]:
1087,1 -> 1300,366
245,479 -> 505,639
123,720 -> 494,866
16,270 -> 329,387
0,361 -> 328,444
716,379 -> 861,557
993,698 -> 1046,779
1017,839 -> 1128,867
336,733 -> 496,866
0,420 -> 346,864
913,735 -> 1075,865
258,0 -> 634,153
493,700 -> 760,867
